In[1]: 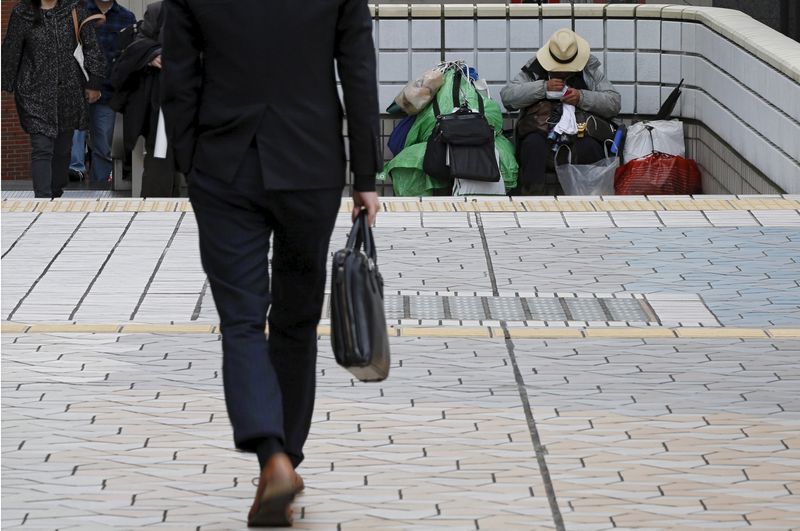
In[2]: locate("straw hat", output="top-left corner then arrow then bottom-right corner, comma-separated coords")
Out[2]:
536,28 -> 590,72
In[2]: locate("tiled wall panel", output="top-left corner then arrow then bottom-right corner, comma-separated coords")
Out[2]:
411,19 -> 441,49
637,53 -> 661,83
636,20 -> 661,50
606,19 -> 636,49
574,19 -> 604,49
477,20 -> 507,49
662,21 -> 682,52
509,19 -> 540,50
444,20 -> 475,49
379,20 -> 409,49
606,52 -> 636,83
661,54 -> 682,84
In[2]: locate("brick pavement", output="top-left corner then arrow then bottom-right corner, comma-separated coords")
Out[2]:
2,195 -> 799,529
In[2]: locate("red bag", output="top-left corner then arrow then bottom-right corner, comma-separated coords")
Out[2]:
615,153 -> 702,195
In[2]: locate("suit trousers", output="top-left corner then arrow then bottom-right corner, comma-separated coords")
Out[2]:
189,145 -> 341,468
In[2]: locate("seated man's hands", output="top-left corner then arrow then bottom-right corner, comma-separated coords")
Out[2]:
561,87 -> 581,106
546,79 -> 564,92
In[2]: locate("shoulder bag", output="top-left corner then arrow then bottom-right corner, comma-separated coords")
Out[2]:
71,8 -> 106,81
423,69 -> 501,183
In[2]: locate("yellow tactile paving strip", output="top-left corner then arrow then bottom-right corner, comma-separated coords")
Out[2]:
2,321 -> 798,339
3,197 -> 800,214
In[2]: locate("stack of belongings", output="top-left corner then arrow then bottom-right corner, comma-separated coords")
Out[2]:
380,62 -> 518,196
615,81 -> 702,195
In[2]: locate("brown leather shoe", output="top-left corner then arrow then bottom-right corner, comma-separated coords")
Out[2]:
248,453 -> 297,527
293,473 -> 304,494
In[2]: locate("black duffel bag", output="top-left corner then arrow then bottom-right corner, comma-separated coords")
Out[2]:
423,69 -> 501,183
330,210 -> 390,382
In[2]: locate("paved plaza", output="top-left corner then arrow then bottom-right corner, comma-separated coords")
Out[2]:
2,195 -> 800,529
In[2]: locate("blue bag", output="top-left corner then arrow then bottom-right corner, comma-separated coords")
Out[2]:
387,116 -> 417,156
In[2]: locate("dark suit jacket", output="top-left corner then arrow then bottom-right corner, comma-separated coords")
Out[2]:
161,0 -> 381,191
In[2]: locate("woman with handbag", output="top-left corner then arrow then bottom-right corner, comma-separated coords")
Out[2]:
2,0 -> 106,198
501,29 -> 621,195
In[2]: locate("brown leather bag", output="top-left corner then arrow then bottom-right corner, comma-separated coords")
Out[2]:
515,100 -> 556,141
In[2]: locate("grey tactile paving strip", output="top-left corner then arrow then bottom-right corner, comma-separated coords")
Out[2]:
379,295 -> 651,323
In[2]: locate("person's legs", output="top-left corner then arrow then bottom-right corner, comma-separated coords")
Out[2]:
514,132 -> 549,195
69,130 -> 87,177
266,187 -> 341,469
88,103 -> 116,183
29,134 -> 56,198
51,131 -> 73,198
188,146 -> 286,458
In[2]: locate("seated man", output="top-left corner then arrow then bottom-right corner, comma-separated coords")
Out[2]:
501,29 -> 621,195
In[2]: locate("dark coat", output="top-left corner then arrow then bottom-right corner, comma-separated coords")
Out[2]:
161,0 -> 381,191
110,1 -> 162,153
1,0 -> 106,137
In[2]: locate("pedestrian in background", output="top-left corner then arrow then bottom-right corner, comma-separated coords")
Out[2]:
162,0 -> 381,525
111,0 -> 182,197
69,0 -> 135,185
2,0 -> 106,198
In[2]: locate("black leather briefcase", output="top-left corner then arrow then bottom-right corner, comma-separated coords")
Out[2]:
330,210 -> 390,382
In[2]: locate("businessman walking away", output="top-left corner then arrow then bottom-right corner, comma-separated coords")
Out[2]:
161,0 -> 381,526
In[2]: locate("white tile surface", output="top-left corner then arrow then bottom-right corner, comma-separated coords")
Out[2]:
411,19 -> 441,49
378,19 -> 409,50
637,85 -> 662,115
606,19 -> 635,49
563,212 -> 615,228
509,18 -> 540,49
444,19 -> 475,49
636,20 -> 661,50
379,52 -> 410,82
662,21 -> 681,52
661,53 -> 682,85
606,51 -> 636,83
477,51 -> 508,82
477,19 -> 507,49
637,52 -> 661,83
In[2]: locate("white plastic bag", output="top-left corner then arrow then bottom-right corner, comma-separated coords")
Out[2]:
555,144 -> 618,196
623,119 -> 685,162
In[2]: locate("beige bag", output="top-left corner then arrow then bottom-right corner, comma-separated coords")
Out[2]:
394,69 -> 445,115
71,8 -> 106,81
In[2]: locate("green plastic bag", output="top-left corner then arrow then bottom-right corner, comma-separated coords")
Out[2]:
379,68 -> 517,196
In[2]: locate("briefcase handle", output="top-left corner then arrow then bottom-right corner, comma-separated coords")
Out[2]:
346,209 -> 377,262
